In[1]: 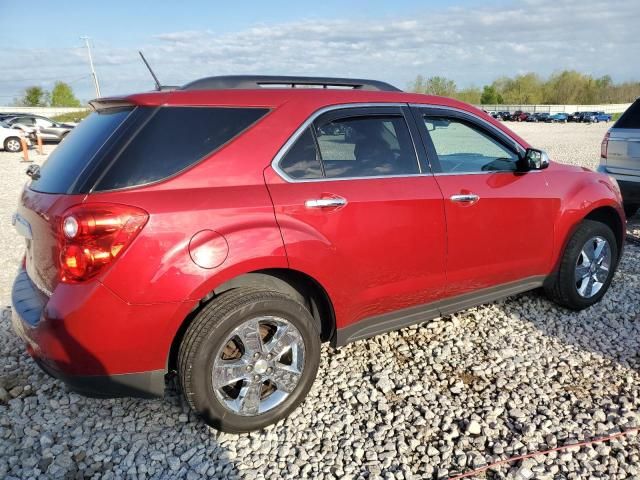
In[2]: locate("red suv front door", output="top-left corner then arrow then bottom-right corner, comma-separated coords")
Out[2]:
412,106 -> 556,298
265,105 -> 447,334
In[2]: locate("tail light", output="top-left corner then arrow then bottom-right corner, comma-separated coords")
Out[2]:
58,203 -> 148,283
601,131 -> 610,159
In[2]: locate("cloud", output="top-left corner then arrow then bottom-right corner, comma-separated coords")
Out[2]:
1,0 -> 638,102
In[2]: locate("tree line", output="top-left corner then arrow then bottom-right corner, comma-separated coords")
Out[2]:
409,71 -> 640,105
14,82 -> 82,107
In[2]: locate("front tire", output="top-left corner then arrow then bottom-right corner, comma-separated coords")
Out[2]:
4,137 -> 22,152
178,288 -> 321,432
545,220 -> 618,310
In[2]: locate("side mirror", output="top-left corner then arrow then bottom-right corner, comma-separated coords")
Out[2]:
522,148 -> 550,170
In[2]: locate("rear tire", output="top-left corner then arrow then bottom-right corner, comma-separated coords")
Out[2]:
4,137 -> 21,153
624,204 -> 639,219
544,220 -> 618,310
178,288 -> 321,432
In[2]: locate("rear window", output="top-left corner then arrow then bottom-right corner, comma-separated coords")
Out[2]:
95,107 -> 268,190
614,99 -> 640,129
29,106 -> 268,194
29,108 -> 132,194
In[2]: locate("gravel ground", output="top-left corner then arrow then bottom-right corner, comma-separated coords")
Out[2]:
1,123 -> 640,480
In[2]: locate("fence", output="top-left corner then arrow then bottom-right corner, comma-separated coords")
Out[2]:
0,106 -> 90,117
479,104 -> 631,114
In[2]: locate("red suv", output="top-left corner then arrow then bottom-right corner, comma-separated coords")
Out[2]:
11,76 -> 625,432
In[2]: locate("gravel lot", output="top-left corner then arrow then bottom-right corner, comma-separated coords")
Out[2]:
1,123 -> 640,480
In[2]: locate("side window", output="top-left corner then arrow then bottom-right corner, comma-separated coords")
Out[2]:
36,118 -> 54,128
424,116 -> 519,173
94,107 -> 269,190
315,115 -> 419,178
14,117 -> 35,126
279,127 -> 323,179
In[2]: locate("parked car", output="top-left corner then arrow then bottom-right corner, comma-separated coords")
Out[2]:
568,112 -> 582,122
6,114 -> 74,142
580,111 -> 611,123
548,113 -> 568,123
511,111 -> 532,122
598,98 -> 640,218
0,120 -> 31,152
586,112 -> 612,123
11,75 -> 625,432
526,112 -> 550,122
490,111 -> 510,121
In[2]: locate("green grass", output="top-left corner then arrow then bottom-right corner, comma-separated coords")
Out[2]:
611,112 -> 623,122
52,110 -> 91,123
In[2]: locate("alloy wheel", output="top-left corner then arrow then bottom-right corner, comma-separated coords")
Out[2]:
212,315 -> 305,416
575,236 -> 611,298
6,139 -> 21,152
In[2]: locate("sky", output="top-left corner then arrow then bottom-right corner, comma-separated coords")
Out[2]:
1,0 -> 639,103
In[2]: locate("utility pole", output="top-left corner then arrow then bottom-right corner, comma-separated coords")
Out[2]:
80,36 -> 101,98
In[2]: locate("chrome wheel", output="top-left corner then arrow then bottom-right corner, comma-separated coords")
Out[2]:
212,316 -> 305,416
575,236 -> 611,298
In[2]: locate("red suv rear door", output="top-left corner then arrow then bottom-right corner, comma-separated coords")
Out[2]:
411,106 -> 556,299
265,105 -> 447,333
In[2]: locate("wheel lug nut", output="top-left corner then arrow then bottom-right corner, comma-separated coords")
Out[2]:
253,352 -> 260,359
267,367 -> 273,374
245,365 -> 252,372
253,375 -> 260,382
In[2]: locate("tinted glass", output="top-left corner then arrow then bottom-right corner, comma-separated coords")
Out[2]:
615,99 -> 640,129
13,117 -> 35,126
279,127 -> 323,179
29,108 -> 132,193
424,116 -> 519,173
95,107 -> 268,190
316,116 -> 419,178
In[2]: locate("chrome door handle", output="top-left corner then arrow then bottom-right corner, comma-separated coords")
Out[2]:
450,194 -> 480,203
305,197 -> 347,208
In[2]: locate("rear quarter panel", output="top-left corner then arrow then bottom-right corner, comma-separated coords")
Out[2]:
89,106 -> 307,305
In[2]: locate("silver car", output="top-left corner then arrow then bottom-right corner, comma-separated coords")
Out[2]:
6,115 -> 74,142
598,99 -> 640,218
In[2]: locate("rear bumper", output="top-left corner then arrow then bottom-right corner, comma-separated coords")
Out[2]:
32,356 -> 165,398
10,267 -> 179,398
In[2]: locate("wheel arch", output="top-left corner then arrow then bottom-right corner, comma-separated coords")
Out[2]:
552,201 -> 625,275
583,205 -> 624,256
167,268 -> 336,372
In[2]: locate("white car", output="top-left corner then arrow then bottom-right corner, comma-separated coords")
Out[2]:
0,120 -> 31,152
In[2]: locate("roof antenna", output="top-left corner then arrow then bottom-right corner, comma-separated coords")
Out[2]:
139,51 -> 161,91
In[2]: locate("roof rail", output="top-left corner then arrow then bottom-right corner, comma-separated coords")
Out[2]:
181,75 -> 402,92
